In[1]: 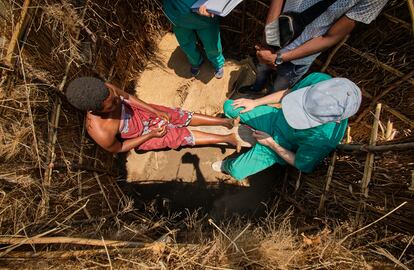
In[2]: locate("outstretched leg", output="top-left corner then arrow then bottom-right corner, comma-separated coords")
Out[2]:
189,113 -> 239,129
192,130 -> 241,152
222,143 -> 281,180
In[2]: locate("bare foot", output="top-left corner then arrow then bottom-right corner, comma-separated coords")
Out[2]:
228,132 -> 241,153
223,116 -> 240,129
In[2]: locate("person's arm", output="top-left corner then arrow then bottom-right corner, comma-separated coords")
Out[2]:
253,130 -> 295,165
266,0 -> 284,24
281,15 -> 356,62
89,124 -> 167,153
107,83 -> 169,122
231,88 -> 290,113
257,15 -> 356,66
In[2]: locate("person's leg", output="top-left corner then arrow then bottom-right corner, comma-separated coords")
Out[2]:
173,25 -> 203,68
189,113 -> 238,129
192,130 -> 240,151
148,105 -> 238,129
196,21 -> 225,70
253,62 -> 273,91
223,99 -> 279,134
223,143 -> 280,180
239,62 -> 273,93
217,101 -> 283,180
269,62 -> 310,93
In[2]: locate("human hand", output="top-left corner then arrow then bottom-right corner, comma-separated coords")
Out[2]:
155,110 -> 170,123
151,126 -> 167,138
232,98 -> 258,113
255,44 -> 277,67
252,130 -> 275,147
199,5 -> 214,17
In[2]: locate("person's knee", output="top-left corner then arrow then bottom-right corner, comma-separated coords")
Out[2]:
223,159 -> 248,181
303,72 -> 332,82
223,99 -> 238,118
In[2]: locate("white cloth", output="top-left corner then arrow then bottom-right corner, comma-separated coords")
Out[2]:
280,0 -> 388,65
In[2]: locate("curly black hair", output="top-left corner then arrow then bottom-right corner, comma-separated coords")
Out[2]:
65,77 -> 109,111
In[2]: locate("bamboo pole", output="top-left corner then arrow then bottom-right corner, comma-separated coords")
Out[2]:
346,126 -> 351,143
2,242 -> 196,259
362,103 -> 382,197
77,118 -> 92,219
318,152 -> 337,212
44,98 -> 61,186
0,236 -> 150,248
355,103 -> 382,227
337,142 -> 414,152
407,0 -> 414,35
2,247 -> 149,259
4,0 -> 31,66
43,3 -> 89,216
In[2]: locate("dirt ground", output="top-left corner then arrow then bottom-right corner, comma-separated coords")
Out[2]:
125,33 -> 280,218
127,33 -> 255,183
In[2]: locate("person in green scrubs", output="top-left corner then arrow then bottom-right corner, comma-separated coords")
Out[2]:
163,0 -> 225,78
212,72 -> 362,180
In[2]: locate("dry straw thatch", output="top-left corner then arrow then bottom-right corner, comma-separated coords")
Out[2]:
0,0 -> 414,269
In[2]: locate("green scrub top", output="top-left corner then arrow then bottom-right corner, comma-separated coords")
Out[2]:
269,73 -> 347,172
223,72 -> 347,179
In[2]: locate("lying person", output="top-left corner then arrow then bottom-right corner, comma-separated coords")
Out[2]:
212,72 -> 361,180
65,77 -> 240,153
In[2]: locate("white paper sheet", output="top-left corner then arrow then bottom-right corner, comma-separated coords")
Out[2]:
191,0 -> 243,17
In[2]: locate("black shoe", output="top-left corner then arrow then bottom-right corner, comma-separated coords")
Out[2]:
238,85 -> 262,95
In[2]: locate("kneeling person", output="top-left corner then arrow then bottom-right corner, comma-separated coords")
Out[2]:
65,77 -> 240,153
213,72 -> 361,180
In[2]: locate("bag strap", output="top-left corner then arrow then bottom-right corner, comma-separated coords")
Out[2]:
298,0 -> 337,26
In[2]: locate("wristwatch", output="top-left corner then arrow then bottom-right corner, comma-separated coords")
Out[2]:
274,52 -> 284,66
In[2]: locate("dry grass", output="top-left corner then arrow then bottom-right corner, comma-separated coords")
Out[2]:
1,206 -> 407,269
0,0 -> 413,269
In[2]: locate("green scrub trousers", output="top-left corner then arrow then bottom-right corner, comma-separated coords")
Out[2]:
163,1 -> 225,69
222,72 -> 347,180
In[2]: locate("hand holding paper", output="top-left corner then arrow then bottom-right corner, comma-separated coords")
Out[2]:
191,0 -> 243,17
198,4 -> 214,17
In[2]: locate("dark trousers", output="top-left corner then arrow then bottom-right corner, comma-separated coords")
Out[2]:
252,62 -> 310,92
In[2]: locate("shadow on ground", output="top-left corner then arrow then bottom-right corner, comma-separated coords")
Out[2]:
167,46 -> 215,84
118,151 -> 284,221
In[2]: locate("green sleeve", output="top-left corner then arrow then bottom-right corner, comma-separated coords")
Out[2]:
291,72 -> 333,92
294,141 -> 334,173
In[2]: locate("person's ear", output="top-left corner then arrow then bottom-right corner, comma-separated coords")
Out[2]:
105,82 -> 119,95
